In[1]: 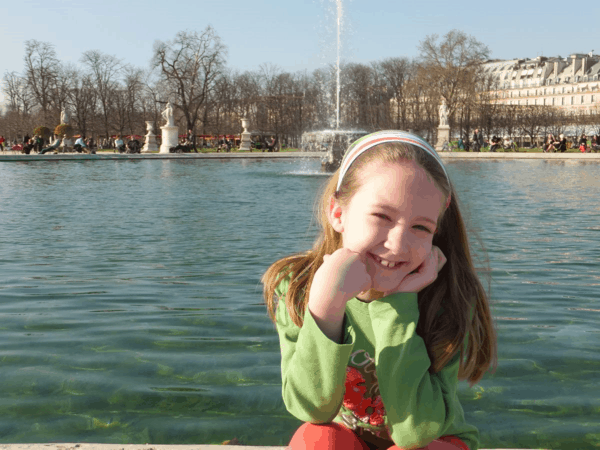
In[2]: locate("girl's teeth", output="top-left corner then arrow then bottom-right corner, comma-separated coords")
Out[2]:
376,256 -> 396,268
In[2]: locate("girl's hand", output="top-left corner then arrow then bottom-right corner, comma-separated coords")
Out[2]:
310,248 -> 373,304
384,246 -> 446,296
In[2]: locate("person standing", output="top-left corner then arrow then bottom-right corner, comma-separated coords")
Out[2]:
114,135 -> 125,153
579,134 -> 588,153
186,129 -> 197,152
0,135 -> 5,151
35,135 -> 44,153
472,129 -> 482,152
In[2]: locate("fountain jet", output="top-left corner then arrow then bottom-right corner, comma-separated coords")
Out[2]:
301,0 -> 368,172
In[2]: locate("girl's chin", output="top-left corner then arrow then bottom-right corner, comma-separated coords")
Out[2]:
356,289 -> 386,302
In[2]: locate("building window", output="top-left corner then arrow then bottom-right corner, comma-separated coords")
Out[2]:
562,87 -> 566,93
544,88 -> 547,95
553,88 -> 556,94
562,97 -> 565,105
592,95 -> 595,102
552,98 -> 555,105
581,95 -> 585,104
543,98 -> 546,105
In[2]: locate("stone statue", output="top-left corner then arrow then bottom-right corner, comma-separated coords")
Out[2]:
162,102 -> 175,127
146,121 -> 154,133
60,108 -> 70,125
438,99 -> 448,127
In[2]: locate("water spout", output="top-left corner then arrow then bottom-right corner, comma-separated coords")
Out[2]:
335,0 -> 342,130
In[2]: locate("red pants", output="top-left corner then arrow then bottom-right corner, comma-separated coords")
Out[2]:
289,422 -> 469,450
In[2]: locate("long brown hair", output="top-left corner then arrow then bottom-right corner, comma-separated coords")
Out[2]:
262,142 -> 497,385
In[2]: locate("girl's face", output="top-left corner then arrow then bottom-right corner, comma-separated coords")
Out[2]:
330,159 -> 445,298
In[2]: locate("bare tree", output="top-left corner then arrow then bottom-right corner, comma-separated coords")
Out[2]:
342,63 -> 374,129
140,73 -> 167,133
1,72 -> 34,139
81,50 -> 122,138
418,30 -> 490,132
377,57 -> 414,130
2,72 -> 33,114
68,69 -> 98,138
122,66 -> 146,136
152,27 -> 227,132
518,105 -> 546,148
51,63 -> 77,126
23,40 -> 59,124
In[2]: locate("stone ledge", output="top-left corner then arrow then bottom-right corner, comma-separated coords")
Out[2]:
0,445 -> 542,450
0,152 -> 324,161
438,151 -> 600,159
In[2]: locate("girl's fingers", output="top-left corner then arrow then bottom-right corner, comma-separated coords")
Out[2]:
433,246 -> 447,273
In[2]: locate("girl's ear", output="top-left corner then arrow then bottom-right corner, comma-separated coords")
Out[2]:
328,197 -> 344,233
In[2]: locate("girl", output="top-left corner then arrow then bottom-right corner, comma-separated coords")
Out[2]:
262,131 -> 496,450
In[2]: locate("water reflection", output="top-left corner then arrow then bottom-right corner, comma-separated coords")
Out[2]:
0,158 -> 598,448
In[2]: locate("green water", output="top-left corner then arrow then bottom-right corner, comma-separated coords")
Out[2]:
0,158 -> 598,448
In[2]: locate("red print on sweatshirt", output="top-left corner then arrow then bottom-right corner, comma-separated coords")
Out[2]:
343,352 -> 386,427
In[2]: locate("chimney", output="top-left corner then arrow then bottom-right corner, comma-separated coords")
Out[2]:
582,57 -> 587,76
554,61 -> 558,78
571,56 -> 583,78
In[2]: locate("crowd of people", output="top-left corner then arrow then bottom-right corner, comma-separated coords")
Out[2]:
443,131 -> 600,153
0,131 -> 286,154
542,134 -> 567,152
8,129 -> 600,154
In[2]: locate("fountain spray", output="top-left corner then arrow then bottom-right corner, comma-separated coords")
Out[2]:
300,0 -> 368,171
335,0 -> 342,130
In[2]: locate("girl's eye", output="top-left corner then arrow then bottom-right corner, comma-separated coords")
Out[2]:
374,213 -> 391,221
414,225 -> 433,233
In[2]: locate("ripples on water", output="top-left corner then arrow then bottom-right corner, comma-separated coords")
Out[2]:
0,158 -> 598,448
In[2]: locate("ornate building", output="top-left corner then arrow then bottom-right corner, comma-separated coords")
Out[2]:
484,53 -> 600,112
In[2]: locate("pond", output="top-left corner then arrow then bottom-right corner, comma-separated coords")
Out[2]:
0,158 -> 598,448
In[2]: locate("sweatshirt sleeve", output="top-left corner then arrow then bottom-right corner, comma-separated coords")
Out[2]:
368,293 -> 479,450
275,280 -> 355,423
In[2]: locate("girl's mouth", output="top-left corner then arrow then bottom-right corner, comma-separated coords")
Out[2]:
369,253 -> 406,270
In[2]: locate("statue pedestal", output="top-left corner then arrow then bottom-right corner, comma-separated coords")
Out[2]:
61,138 -> 73,152
435,126 -> 450,151
142,133 -> 158,153
239,118 -> 252,152
159,126 -> 178,154
239,131 -> 252,152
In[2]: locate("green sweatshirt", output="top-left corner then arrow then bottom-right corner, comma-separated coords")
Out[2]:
275,276 -> 479,450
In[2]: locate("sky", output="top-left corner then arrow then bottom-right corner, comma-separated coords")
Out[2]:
1,0 -> 600,105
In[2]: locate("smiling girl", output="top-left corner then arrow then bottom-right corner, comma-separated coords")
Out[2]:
262,131 -> 496,450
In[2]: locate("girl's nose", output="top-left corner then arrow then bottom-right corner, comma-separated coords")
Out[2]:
384,224 -> 411,255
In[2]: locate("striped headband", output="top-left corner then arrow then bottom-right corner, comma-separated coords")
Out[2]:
336,130 -> 452,208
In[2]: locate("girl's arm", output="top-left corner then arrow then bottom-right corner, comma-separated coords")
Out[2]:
275,278 -> 355,423
368,296 -> 479,450
307,249 -> 371,343
274,250 -> 372,423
